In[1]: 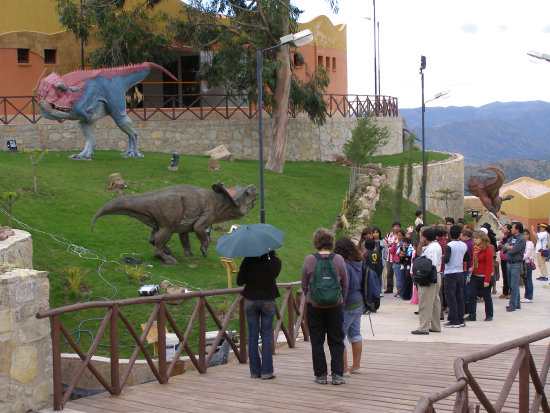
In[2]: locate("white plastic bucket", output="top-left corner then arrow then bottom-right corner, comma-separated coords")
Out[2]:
165,333 -> 179,360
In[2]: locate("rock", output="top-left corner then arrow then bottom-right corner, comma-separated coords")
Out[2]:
476,211 -> 504,240
205,145 -> 233,161
364,162 -> 383,171
332,154 -> 352,166
0,227 -> 14,242
208,158 -> 221,171
108,173 -> 126,190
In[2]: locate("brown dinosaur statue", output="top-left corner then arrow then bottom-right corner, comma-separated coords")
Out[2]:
467,166 -> 512,214
91,182 -> 257,265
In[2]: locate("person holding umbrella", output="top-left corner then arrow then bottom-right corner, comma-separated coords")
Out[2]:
301,228 -> 348,385
216,223 -> 285,380
237,250 -> 281,379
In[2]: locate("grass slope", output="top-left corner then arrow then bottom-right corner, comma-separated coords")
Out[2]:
0,150 -> 437,356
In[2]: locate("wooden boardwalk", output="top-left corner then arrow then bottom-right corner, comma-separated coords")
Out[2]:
63,339 -> 550,412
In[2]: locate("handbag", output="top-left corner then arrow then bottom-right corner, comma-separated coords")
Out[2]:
542,249 -> 549,258
530,259 -> 536,270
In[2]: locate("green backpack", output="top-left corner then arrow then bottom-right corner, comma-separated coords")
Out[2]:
310,253 -> 342,308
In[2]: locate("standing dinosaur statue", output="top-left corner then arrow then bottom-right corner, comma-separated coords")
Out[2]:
38,62 -> 177,159
467,166 -> 513,214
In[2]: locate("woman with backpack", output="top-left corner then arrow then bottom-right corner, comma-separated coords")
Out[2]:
334,237 -> 364,377
301,228 -> 348,386
236,250 -> 282,380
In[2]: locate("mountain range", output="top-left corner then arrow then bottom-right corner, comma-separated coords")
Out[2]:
399,101 -> 550,163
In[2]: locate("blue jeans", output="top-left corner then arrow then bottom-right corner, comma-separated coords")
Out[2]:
524,263 -> 534,300
393,263 -> 403,294
244,298 -> 276,377
507,262 -> 522,310
342,305 -> 363,346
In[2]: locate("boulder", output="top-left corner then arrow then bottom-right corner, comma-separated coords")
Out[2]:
109,173 -> 126,190
205,145 -> 233,161
332,154 -> 352,166
208,158 -> 221,171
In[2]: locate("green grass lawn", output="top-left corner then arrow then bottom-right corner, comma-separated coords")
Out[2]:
0,150 -> 351,356
0,149 -> 438,357
370,150 -> 449,168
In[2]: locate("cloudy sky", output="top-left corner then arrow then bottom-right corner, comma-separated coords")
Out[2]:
294,0 -> 550,108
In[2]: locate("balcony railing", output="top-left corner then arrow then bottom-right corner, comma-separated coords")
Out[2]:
0,93 -> 398,125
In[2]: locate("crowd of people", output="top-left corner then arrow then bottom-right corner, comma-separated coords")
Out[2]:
237,215 -> 549,386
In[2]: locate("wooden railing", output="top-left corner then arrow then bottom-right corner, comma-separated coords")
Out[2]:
0,93 -> 398,124
36,282 -> 307,411
413,328 -> 550,413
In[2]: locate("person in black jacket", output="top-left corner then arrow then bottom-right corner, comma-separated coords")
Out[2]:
236,251 -> 282,380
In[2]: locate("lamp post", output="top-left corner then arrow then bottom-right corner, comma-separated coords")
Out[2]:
80,0 -> 84,70
256,29 -> 313,223
420,56 -> 426,222
527,50 -> 550,62
373,0 -> 378,113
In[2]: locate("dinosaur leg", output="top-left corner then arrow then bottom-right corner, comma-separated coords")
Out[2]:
178,232 -> 194,257
116,115 -> 144,158
70,121 -> 96,159
149,229 -> 171,255
152,228 -> 177,265
478,192 -> 497,214
193,220 -> 210,257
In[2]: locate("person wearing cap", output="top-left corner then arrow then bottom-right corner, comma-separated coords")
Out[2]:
383,221 -> 401,294
533,223 -> 549,281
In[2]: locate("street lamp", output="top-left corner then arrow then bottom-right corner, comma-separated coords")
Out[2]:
420,55 -> 426,223
256,29 -> 313,223
527,50 -> 550,62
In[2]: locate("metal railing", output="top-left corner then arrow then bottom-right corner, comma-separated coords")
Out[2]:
0,93 -> 398,124
36,282 -> 308,411
413,328 -> 550,412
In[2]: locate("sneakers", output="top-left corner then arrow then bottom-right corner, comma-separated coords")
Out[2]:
465,315 -> 476,322
506,306 -> 515,312
331,374 -> 346,385
443,322 -> 460,328
520,298 -> 533,303
536,276 -> 548,281
315,374 -> 328,385
261,373 -> 276,380
458,322 -> 466,327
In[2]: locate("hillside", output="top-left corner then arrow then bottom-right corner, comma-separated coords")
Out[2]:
400,101 -> 550,163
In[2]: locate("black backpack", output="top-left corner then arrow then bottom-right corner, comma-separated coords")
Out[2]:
412,256 -> 436,286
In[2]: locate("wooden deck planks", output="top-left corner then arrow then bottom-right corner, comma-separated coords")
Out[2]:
65,340 -> 550,412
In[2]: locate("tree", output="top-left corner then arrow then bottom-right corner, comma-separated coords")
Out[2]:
343,115 -> 389,165
0,192 -> 21,228
23,148 -> 48,193
169,0 -> 338,173
54,0 -> 175,68
432,188 -> 460,216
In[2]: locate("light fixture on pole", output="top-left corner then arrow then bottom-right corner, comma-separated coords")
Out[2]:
256,29 -> 313,224
420,55 -> 426,223
527,50 -> 550,62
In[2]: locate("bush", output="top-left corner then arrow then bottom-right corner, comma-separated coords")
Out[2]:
120,263 -> 149,283
343,115 -> 389,165
62,267 -> 88,291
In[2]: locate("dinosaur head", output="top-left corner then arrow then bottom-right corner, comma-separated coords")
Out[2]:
212,182 -> 258,215
38,72 -> 85,120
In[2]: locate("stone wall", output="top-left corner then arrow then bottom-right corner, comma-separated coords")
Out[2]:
0,115 -> 405,161
0,229 -> 33,269
0,268 -> 52,412
384,153 -> 465,220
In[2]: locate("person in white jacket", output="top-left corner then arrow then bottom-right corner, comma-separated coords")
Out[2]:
532,224 -> 549,281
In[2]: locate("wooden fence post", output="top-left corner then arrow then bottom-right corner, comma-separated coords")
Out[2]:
519,344 -> 530,413
110,304 -> 120,395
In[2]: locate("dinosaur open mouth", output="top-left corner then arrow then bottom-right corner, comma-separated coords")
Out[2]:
39,99 -> 71,114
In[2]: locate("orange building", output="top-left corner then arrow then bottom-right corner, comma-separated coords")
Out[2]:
0,0 -> 347,99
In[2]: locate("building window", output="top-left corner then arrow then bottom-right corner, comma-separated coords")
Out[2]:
332,57 -> 336,71
293,53 -> 302,68
44,49 -> 56,64
326,56 -> 331,70
17,48 -> 29,63
317,55 -> 323,67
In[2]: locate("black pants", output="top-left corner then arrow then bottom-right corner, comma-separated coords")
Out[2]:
468,275 -> 493,319
306,303 -> 344,377
385,261 -> 394,292
401,268 -> 413,301
444,272 -> 465,325
501,260 -> 509,295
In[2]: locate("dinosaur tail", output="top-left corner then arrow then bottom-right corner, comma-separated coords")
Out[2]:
142,62 -> 178,82
91,196 -> 142,232
121,62 -> 178,91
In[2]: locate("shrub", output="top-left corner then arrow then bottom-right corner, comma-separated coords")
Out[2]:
22,148 -> 48,193
120,263 -> 149,282
0,192 -> 21,227
343,115 -> 389,165
62,267 -> 88,291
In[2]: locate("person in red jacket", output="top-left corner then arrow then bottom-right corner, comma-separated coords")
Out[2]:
465,230 -> 494,321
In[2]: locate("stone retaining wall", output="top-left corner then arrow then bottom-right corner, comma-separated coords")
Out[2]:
0,268 -> 52,412
384,153 -> 465,220
0,115 -> 405,161
0,229 -> 33,269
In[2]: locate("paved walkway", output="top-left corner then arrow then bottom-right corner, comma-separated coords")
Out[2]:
366,265 -> 550,345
